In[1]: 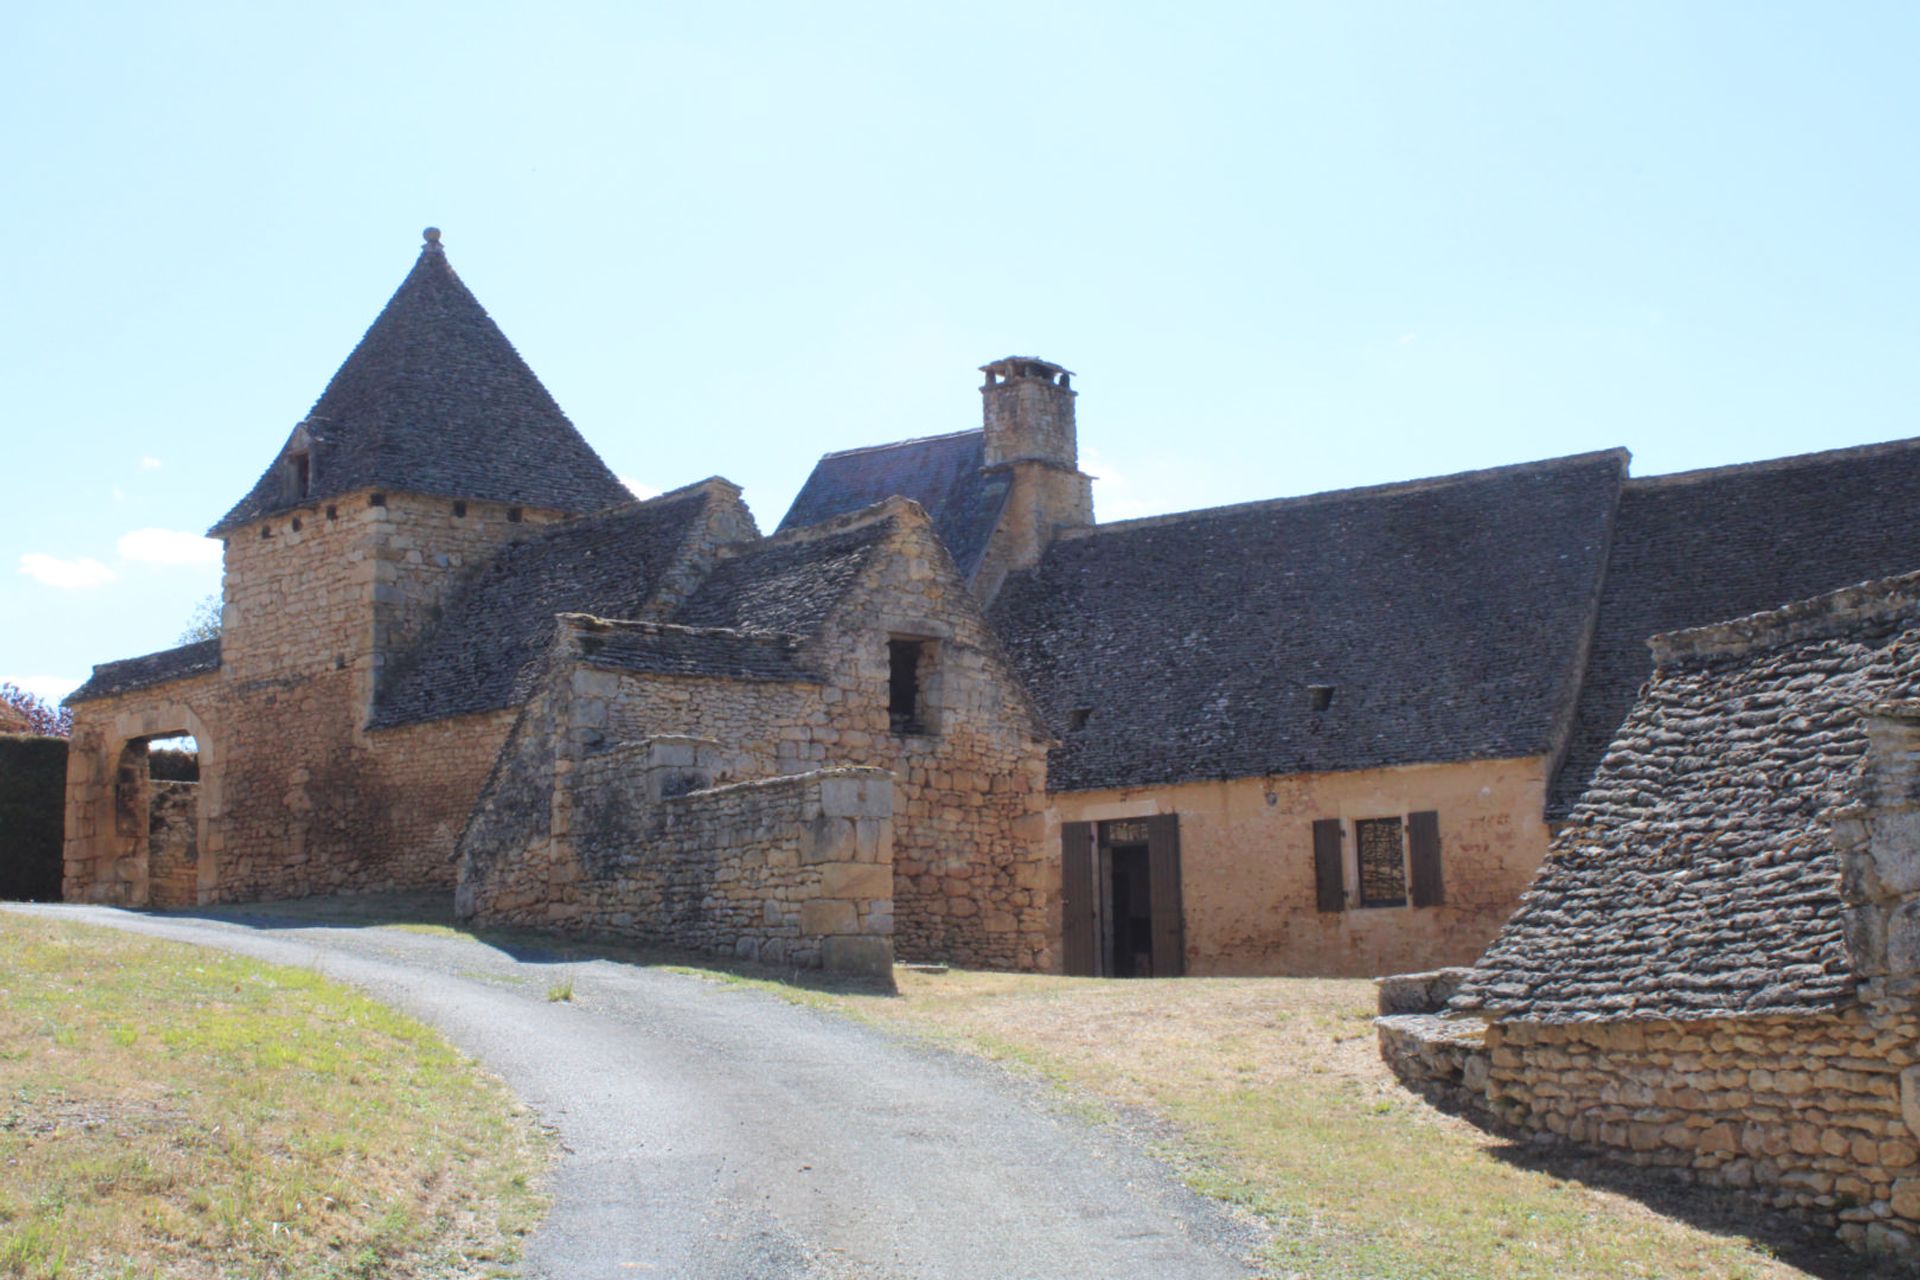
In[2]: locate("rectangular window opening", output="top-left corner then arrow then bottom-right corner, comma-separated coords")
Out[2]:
1355,816 -> 1408,908
888,638 -> 928,734
453,500 -> 468,518
291,452 -> 310,499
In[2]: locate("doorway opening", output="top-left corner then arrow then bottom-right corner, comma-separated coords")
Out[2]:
112,732 -> 203,907
1061,815 -> 1184,978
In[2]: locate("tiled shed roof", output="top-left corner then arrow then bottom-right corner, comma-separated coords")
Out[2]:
371,484 -> 726,727
990,451 -> 1628,793
213,234 -> 629,535
673,513 -> 896,636
67,639 -> 222,705
777,431 -> 1010,582
1549,436 -> 1920,817
1455,573 -> 1920,1024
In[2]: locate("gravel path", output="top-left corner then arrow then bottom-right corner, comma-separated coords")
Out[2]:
9,903 -> 1259,1279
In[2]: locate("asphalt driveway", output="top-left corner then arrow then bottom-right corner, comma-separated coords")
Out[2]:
9,903 -> 1258,1279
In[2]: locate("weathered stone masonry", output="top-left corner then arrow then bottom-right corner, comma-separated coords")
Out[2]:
1388,576 -> 1920,1261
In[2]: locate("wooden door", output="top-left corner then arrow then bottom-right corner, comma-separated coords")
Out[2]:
1061,822 -> 1097,976
1145,814 -> 1185,978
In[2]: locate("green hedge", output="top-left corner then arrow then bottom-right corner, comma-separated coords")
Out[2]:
0,734 -> 67,901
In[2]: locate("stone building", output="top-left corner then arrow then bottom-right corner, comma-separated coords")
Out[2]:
58,229 -> 1920,979
1380,574 -> 1920,1261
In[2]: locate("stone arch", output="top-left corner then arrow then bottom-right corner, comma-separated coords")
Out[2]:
83,701 -> 221,907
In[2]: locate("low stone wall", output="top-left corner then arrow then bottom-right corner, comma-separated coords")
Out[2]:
463,755 -> 895,977
147,779 -> 199,907
1484,1007 -> 1920,1258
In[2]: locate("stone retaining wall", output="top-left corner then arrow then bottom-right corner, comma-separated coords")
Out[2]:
463,747 -> 895,977
1482,1006 -> 1920,1258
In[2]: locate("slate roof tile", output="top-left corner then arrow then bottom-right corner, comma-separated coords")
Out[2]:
1549,436 -> 1920,817
673,514 -> 896,636
990,451 -> 1627,792
67,639 -> 222,705
1455,573 -> 1920,1023
213,237 -> 629,534
778,431 -> 1009,582
371,484 -> 724,727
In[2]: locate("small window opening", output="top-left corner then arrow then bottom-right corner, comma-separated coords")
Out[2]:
507,506 -> 523,523
1068,707 -> 1093,731
285,451 -> 310,501
260,524 -> 272,540
290,516 -> 302,532
325,505 -> 338,521
1308,684 -> 1336,712
369,492 -> 386,508
1355,816 -> 1408,908
453,501 -> 468,518
889,638 -> 929,734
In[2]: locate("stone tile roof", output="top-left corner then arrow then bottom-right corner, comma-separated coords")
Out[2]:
1549,436 -> 1920,818
777,431 -> 1010,582
990,451 -> 1628,793
371,484 -> 727,727
577,620 -> 811,682
1454,573 -> 1920,1024
213,236 -> 630,535
67,639 -> 222,705
673,513 -> 896,636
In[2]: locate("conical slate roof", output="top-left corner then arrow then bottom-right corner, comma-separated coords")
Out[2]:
212,230 -> 629,534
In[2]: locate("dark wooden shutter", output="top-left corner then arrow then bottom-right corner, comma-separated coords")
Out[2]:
1061,822 -> 1096,976
1313,818 -> 1345,913
1145,815 -> 1185,978
1409,810 -> 1444,907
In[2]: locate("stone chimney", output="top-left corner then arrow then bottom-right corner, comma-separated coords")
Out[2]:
973,357 -> 1095,602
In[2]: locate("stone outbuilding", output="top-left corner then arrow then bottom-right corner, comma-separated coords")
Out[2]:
1386,573 -> 1920,1261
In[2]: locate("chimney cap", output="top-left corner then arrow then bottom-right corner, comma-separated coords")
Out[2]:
980,356 -> 1074,387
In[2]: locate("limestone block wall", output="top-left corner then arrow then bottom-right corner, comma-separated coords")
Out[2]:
463,748 -> 895,976
1054,756 -> 1553,977
1483,1009 -> 1920,1257
795,518 -> 1052,971
146,780 -> 200,908
64,677 -> 220,906
364,709 -> 517,887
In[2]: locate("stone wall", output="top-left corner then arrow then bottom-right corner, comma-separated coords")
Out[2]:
1054,756 -> 1553,977
64,488 -> 557,907
463,734 -> 895,976
147,779 -> 199,907
779,514 -> 1051,969
1483,1008 -> 1920,1257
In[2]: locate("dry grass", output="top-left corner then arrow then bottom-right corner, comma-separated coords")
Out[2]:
0,914 -> 549,1279
735,968 -> 1887,1280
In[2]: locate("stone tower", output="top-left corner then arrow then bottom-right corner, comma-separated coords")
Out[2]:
974,357 -> 1095,601
209,228 -> 632,720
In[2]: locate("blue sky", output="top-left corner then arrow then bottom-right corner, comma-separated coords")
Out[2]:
4,3 -> 1916,704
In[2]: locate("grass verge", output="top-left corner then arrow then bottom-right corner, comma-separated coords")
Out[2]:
0,914 -> 548,1279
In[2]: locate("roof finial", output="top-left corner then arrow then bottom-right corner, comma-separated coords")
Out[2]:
422,226 -> 443,252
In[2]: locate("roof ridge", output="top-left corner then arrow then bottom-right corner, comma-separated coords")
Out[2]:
1627,435 -> 1920,492
1056,447 -> 1632,540
1651,569 -> 1920,667
749,495 -> 915,550
814,428 -> 982,461
557,613 -> 801,643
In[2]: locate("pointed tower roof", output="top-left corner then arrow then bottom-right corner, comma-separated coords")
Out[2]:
211,228 -> 630,534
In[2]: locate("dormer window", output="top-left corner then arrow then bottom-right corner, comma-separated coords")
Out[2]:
284,450 -> 311,502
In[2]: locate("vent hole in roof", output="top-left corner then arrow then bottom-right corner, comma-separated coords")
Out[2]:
1308,684 -> 1336,712
1068,707 -> 1093,731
